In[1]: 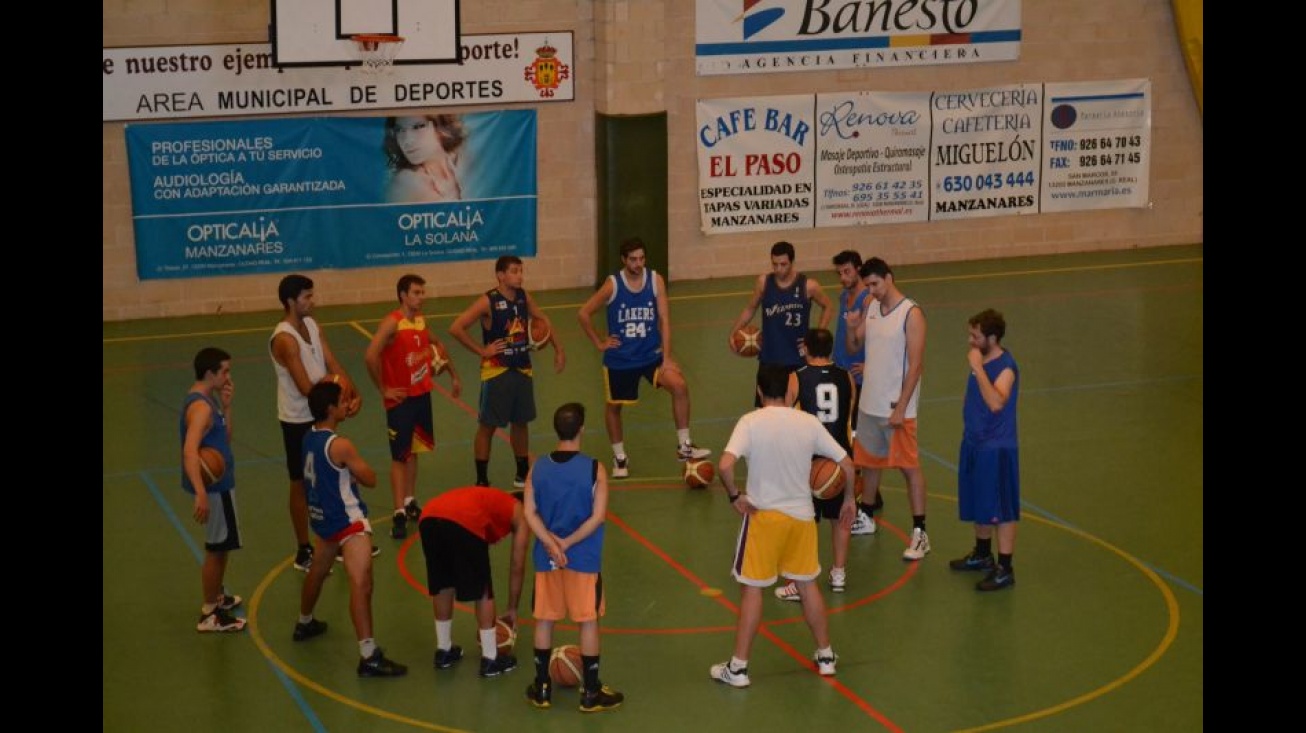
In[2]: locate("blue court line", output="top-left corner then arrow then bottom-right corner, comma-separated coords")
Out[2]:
918,448 -> 1203,598
140,471 -> 329,733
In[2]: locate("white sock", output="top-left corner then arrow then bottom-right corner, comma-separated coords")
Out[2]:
436,619 -> 453,650
201,602 -> 218,615
360,638 -> 377,658
479,626 -> 497,660
298,614 -> 314,624
816,646 -> 834,658
730,655 -> 748,671
677,429 -> 691,445
612,442 -> 625,459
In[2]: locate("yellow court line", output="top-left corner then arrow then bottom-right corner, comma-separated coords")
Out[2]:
102,255 -> 1201,345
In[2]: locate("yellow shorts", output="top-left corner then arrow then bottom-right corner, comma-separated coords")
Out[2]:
531,569 -> 606,622
854,417 -> 920,469
731,509 -> 820,587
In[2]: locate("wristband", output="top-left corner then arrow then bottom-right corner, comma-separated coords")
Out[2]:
728,493 -> 742,503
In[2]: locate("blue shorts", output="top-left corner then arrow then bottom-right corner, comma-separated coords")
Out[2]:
386,393 -> 434,462
957,439 -> 1021,524
603,360 -> 661,404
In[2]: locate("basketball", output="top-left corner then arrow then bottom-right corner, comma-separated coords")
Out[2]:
319,373 -> 361,417
429,340 -> 451,376
549,644 -> 584,688
810,457 -> 845,500
684,459 -> 715,489
495,617 -> 516,654
528,316 -> 552,350
198,446 -> 226,488
731,325 -> 762,357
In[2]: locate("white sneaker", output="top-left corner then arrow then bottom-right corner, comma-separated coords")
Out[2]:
709,661 -> 751,688
774,581 -> 801,602
612,455 -> 629,479
813,650 -> 837,676
829,567 -> 846,592
850,509 -> 877,536
902,527 -> 931,561
677,443 -> 712,461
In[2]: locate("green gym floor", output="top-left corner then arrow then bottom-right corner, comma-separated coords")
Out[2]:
102,244 -> 1203,732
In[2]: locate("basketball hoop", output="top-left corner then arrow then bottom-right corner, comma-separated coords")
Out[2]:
350,34 -> 404,74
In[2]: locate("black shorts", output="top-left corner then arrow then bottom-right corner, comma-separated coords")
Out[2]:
419,517 -> 494,602
279,420 -> 313,480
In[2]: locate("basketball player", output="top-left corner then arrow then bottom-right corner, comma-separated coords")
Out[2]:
576,236 -> 710,478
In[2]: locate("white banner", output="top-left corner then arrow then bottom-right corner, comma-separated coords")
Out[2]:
929,83 -> 1041,220
815,92 -> 930,227
696,96 -> 816,233
696,0 -> 1021,76
103,32 -> 574,121
1040,79 -> 1151,212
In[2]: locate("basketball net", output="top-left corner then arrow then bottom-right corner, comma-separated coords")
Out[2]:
351,34 -> 404,75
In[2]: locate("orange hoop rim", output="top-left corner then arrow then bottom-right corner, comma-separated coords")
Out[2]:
351,33 -> 405,44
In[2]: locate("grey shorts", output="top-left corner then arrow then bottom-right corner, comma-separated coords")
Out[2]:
855,410 -> 892,458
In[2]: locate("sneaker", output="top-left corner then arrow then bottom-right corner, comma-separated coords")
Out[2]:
829,567 -> 846,592
357,648 -> 408,677
525,679 -> 552,709
612,455 -> 629,479
403,499 -> 421,521
197,608 -> 246,633
677,443 -> 712,461
513,476 -> 526,489
949,551 -> 996,572
479,654 -> 518,678
293,545 -> 314,572
709,661 -> 750,688
902,528 -> 931,561
850,509 -> 877,536
774,581 -> 801,602
293,618 -> 328,641
218,593 -> 243,611
336,544 -> 381,562
391,512 -> 407,539
475,479 -> 490,488
433,645 -> 464,669
976,567 -> 1016,591
813,650 -> 838,676
579,684 -> 625,712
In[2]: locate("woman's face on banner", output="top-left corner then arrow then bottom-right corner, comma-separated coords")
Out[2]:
394,117 -> 443,166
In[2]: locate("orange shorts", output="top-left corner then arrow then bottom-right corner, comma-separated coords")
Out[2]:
532,569 -> 606,622
853,417 -> 920,469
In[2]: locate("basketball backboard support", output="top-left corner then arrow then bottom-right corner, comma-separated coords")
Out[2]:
271,0 -> 461,68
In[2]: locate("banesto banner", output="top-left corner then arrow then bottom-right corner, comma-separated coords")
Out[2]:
104,32 -> 574,121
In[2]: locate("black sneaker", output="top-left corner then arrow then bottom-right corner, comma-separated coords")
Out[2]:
478,654 -> 518,678
293,618 -> 328,642
196,607 -> 247,633
579,684 -> 624,713
357,648 -> 408,677
976,567 -> 1015,591
949,551 -> 996,572
404,499 -> 421,522
391,512 -> 407,539
218,592 -> 243,611
433,645 -> 464,669
525,679 -> 552,709
293,545 -> 314,572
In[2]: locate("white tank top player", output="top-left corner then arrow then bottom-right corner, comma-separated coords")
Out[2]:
859,297 -> 921,419
271,319 -> 327,423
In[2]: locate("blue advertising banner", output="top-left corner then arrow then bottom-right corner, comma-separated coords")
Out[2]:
126,111 -> 537,279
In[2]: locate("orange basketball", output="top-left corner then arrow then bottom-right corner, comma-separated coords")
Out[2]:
198,446 -> 226,488
809,457 -> 844,500
495,618 -> 516,655
731,325 -> 762,357
429,341 -> 451,376
319,373 -> 361,417
549,644 -> 583,688
528,317 -> 552,350
684,459 -> 715,489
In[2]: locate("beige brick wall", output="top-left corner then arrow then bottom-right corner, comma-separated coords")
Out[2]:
103,0 -> 1202,321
